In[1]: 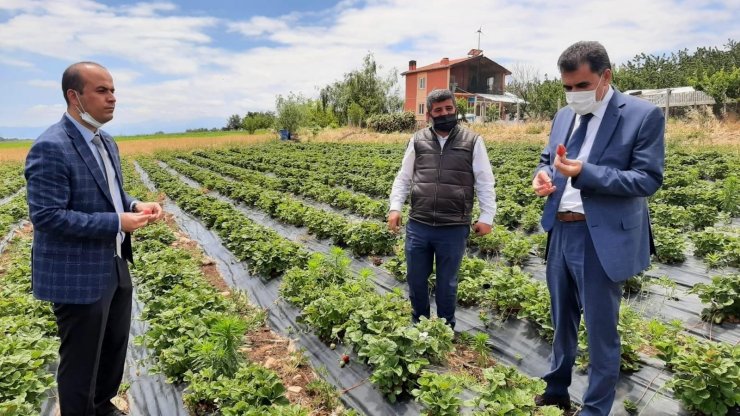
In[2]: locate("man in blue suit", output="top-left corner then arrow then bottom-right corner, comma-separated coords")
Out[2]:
532,42 -> 665,415
25,62 -> 162,415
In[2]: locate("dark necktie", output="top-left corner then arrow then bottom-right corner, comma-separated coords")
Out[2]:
541,113 -> 593,230
565,112 -> 594,158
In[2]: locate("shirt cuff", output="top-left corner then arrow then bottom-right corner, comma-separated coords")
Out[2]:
477,213 -> 494,226
130,200 -> 141,212
389,202 -> 403,212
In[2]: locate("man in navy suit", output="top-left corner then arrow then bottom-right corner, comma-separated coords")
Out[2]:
25,62 -> 163,415
532,42 -> 664,415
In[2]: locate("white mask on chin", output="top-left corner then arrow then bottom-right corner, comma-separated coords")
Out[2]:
73,91 -> 105,129
565,74 -> 605,115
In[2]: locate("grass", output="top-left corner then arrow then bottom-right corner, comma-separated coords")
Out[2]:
0,131 -> 271,162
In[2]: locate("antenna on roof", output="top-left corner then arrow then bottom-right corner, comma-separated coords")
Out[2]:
476,26 -> 483,50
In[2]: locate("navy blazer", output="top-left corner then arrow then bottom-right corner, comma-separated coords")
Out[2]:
25,116 -> 135,304
537,90 -> 665,282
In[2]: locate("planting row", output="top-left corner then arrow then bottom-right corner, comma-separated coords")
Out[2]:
140,153 -> 739,415
0,232 -> 58,416
137,156 -> 570,415
184,151 -> 387,220
0,162 -> 25,200
160,155 -> 396,256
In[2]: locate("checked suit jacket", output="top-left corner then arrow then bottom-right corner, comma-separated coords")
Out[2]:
25,116 -> 135,304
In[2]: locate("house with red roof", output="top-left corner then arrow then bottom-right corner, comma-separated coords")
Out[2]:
401,49 -> 524,122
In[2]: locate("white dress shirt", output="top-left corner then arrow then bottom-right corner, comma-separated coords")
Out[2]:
558,87 -> 615,213
389,130 -> 497,225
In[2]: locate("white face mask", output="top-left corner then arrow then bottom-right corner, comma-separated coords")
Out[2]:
565,74 -> 605,115
74,91 -> 105,129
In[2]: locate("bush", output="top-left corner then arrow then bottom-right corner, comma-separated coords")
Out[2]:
367,112 -> 417,133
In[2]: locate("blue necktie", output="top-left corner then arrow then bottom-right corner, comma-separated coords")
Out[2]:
541,113 -> 593,230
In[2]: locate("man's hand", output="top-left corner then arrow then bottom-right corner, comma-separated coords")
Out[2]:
472,222 -> 491,236
554,155 -> 583,177
533,170 -> 556,197
387,210 -> 402,233
120,212 -> 150,232
134,202 -> 164,223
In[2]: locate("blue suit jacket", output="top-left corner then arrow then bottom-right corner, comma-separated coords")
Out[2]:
25,116 -> 135,304
537,90 -> 665,282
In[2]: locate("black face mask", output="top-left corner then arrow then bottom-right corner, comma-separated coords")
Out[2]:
432,113 -> 458,132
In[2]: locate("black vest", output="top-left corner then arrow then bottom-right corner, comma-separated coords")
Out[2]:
409,126 -> 477,226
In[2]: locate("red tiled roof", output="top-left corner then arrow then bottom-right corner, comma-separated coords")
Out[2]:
402,56 -> 474,75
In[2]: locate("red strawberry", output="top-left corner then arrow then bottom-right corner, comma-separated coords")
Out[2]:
141,209 -> 152,215
341,354 -> 350,364
556,144 -> 566,157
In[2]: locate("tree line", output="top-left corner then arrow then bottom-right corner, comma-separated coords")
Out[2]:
508,39 -> 739,119
224,53 -> 406,135
223,40 -> 738,133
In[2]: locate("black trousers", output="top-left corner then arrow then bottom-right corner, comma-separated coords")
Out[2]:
53,256 -> 132,416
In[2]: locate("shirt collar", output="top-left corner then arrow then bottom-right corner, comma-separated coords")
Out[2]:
64,112 -> 98,145
591,86 -> 614,120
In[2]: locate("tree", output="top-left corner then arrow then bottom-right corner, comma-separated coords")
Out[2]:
347,102 -> 366,127
319,53 -> 402,125
225,114 -> 242,130
242,111 -> 275,133
612,39 -> 739,93
691,67 -> 740,105
529,77 -> 565,119
304,101 -> 339,129
275,93 -> 307,134
506,63 -> 541,116
456,97 -> 470,114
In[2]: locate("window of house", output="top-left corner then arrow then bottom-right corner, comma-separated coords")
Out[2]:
419,77 -> 426,89
418,103 -> 425,114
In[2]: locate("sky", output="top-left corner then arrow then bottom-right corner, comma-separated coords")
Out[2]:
0,0 -> 738,139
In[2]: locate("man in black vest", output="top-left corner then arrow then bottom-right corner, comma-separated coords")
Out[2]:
388,89 -> 497,329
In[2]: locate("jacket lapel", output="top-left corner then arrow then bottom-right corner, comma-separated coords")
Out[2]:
555,108 -> 576,152
587,90 -> 624,164
63,117 -> 115,208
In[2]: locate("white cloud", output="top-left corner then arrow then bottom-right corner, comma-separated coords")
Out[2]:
0,54 -> 35,68
0,0 -> 738,136
26,79 -> 56,88
120,1 -> 177,17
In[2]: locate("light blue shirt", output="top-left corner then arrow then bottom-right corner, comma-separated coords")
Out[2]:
64,113 -> 138,232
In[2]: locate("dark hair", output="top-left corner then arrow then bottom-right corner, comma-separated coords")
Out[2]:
426,89 -> 455,113
557,41 -> 611,75
61,61 -> 105,105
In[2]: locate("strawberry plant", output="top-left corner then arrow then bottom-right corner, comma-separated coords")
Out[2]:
501,232 -> 532,265
411,371 -> 464,416
687,203 -> 719,230
719,175 -> 739,216
345,221 -> 396,255
0,235 -> 58,414
358,317 -> 454,402
689,274 -> 739,324
465,364 -> 554,415
652,225 -> 687,263
667,341 -> 740,416
650,204 -> 691,231
184,364 -> 292,414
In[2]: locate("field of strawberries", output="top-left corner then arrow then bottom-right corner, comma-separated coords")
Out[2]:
1,140 -> 738,416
